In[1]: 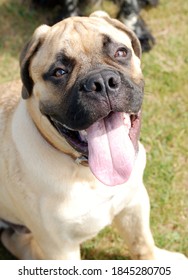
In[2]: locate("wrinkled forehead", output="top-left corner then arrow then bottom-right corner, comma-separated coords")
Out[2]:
34,17 -> 132,63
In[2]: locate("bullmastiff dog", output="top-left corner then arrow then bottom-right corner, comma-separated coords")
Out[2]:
0,11 -> 186,260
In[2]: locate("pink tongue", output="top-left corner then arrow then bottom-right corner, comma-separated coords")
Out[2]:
86,112 -> 135,186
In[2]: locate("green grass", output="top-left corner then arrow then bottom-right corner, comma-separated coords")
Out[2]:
0,0 -> 188,259
141,0 -> 188,255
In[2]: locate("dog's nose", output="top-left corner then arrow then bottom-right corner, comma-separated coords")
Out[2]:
81,70 -> 121,94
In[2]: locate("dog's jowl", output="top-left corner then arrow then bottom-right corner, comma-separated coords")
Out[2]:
0,12 -> 186,260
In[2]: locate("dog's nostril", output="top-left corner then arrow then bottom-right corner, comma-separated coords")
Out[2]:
94,82 -> 102,92
81,81 -> 103,92
108,77 -> 119,89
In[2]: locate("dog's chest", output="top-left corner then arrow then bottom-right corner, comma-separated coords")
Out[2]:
50,181 -> 134,241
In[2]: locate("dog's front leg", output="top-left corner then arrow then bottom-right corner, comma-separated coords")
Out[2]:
114,184 -> 156,260
114,184 -> 187,260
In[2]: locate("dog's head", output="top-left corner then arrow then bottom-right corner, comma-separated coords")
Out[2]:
20,11 -> 144,186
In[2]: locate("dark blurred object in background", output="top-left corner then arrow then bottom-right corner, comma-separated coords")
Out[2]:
31,0 -> 159,52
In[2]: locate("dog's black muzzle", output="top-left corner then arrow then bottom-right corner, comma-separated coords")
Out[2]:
43,68 -> 144,155
61,69 -> 144,130
42,68 -> 144,131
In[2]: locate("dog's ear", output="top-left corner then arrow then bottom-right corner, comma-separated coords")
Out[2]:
20,24 -> 50,99
90,11 -> 141,59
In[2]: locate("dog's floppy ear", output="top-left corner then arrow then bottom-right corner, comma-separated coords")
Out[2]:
90,11 -> 141,59
20,24 -> 50,99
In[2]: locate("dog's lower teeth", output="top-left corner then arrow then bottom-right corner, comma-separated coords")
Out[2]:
123,113 -> 131,131
79,130 -> 87,142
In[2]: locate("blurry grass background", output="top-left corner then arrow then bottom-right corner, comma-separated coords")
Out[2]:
0,0 -> 187,259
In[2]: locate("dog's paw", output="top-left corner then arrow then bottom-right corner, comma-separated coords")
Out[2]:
154,247 -> 187,260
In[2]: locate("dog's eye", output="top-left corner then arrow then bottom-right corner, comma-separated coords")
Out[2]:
54,68 -> 66,77
114,48 -> 127,58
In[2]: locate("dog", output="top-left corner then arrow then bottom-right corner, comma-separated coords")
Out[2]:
0,11 -> 186,260
31,0 -> 159,52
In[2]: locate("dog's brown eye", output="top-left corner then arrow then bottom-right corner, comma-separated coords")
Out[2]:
114,48 -> 127,58
54,68 -> 66,77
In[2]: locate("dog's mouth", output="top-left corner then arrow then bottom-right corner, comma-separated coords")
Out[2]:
48,117 -> 89,156
48,112 -> 141,186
